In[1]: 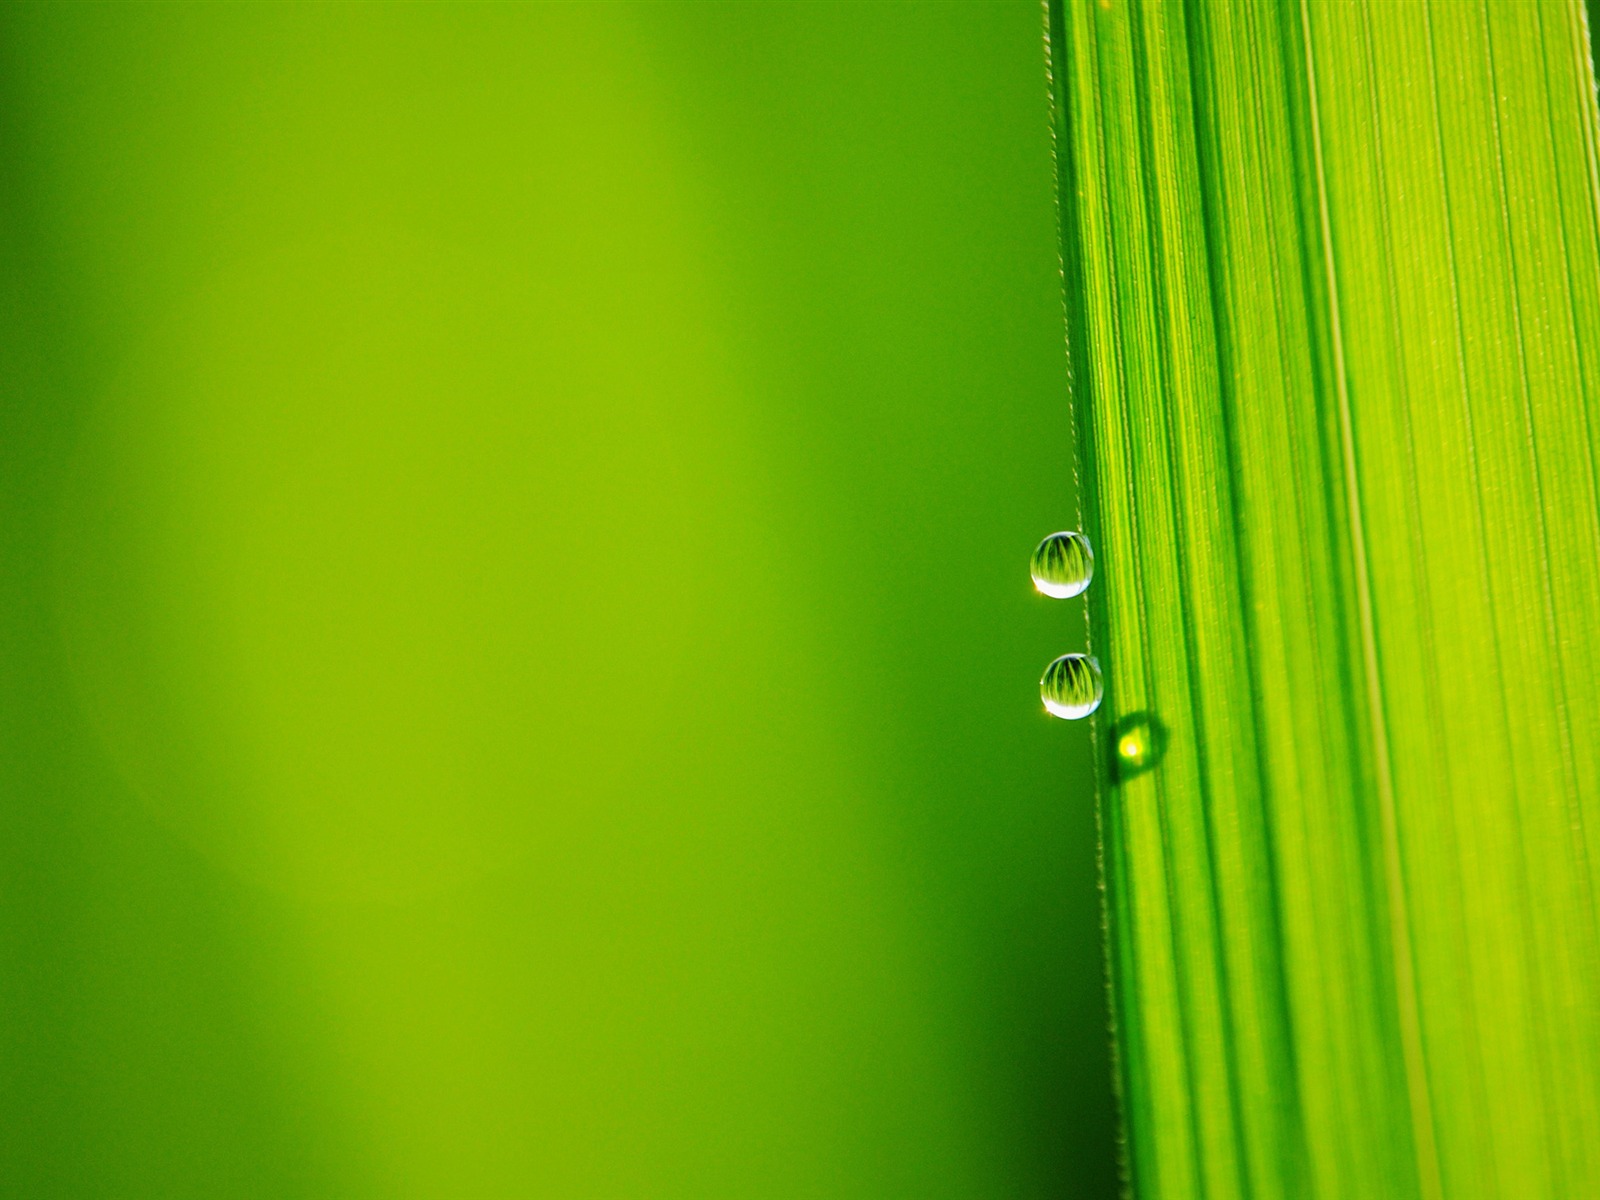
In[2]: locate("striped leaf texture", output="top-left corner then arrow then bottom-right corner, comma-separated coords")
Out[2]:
1046,1 -> 1600,1197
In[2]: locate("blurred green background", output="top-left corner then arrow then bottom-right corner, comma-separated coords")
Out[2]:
0,3 -> 1111,1196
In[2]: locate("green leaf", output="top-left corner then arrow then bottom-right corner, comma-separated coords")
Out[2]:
1046,1 -> 1600,1196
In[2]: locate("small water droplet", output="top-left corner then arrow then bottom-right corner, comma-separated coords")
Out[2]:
1110,712 -> 1168,780
1030,531 -> 1095,599
1040,653 -> 1103,719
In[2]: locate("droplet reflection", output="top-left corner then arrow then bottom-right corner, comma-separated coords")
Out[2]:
1040,653 -> 1103,720
1030,531 -> 1095,599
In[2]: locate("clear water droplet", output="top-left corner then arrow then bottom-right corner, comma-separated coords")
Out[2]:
1030,531 -> 1095,598
1110,711 -> 1168,779
1040,653 -> 1103,720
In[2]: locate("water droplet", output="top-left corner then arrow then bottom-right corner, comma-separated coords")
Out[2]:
1110,712 -> 1168,780
1040,653 -> 1103,720
1030,531 -> 1095,599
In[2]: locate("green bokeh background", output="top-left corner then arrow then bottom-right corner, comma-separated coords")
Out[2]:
0,3 -> 1112,1196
